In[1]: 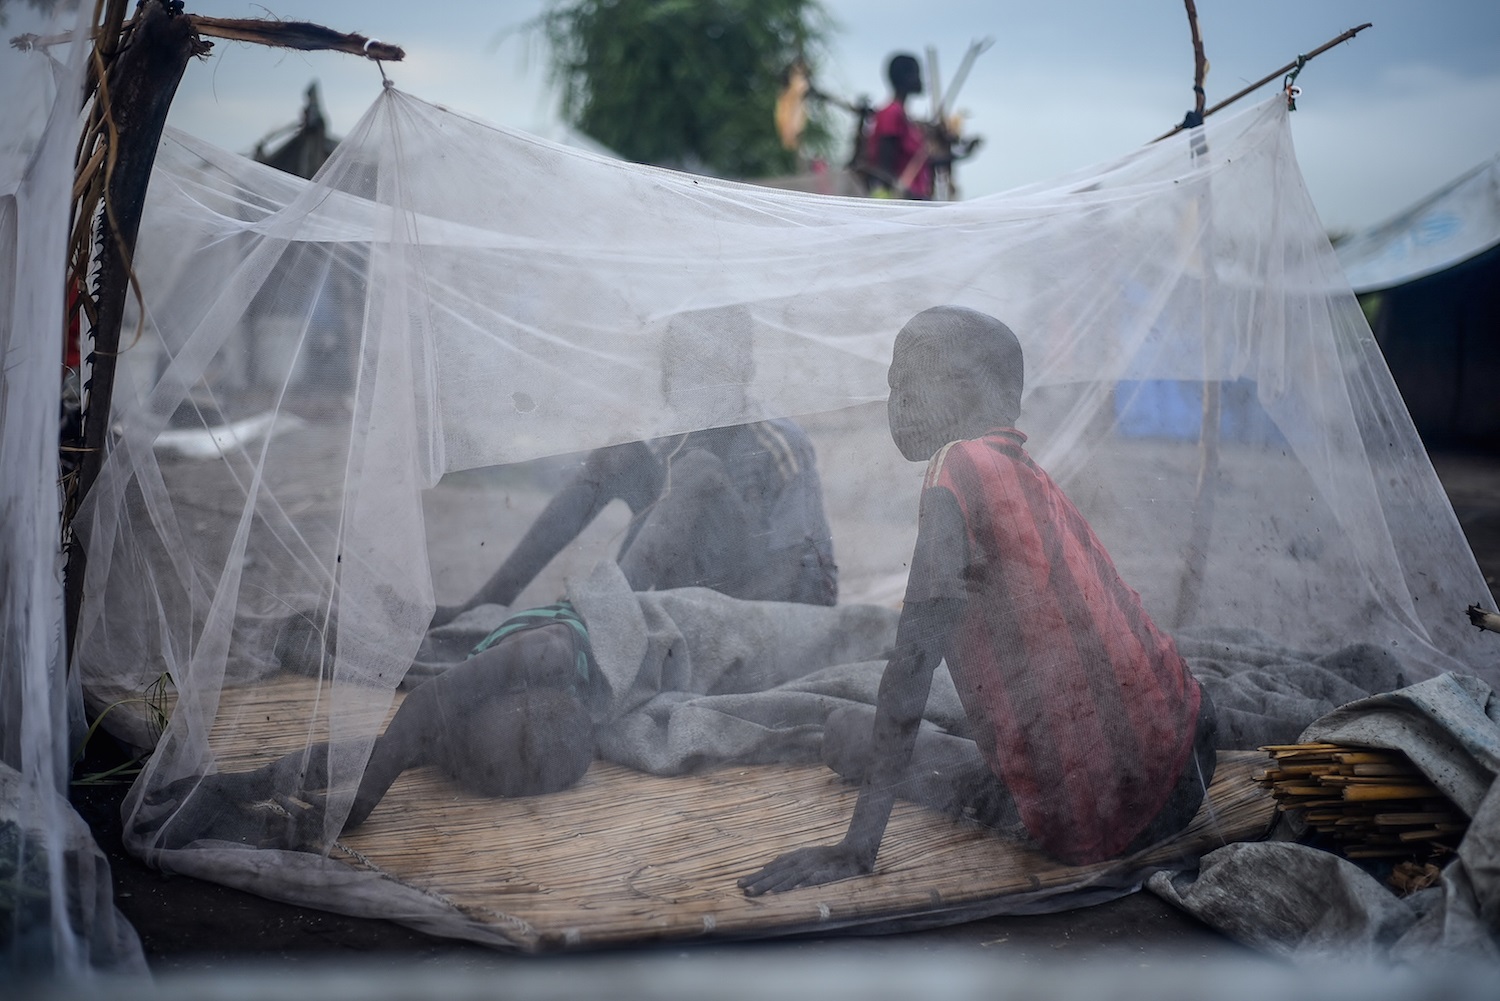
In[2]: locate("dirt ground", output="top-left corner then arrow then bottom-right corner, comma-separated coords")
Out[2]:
68,446 -> 1500,971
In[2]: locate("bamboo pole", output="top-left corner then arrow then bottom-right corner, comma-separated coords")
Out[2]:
1342,784 -> 1443,803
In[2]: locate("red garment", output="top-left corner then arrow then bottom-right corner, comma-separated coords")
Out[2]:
866,100 -> 932,199
64,279 -> 82,371
905,428 -> 1202,863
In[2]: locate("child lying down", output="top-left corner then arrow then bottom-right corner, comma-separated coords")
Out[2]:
138,581 -> 902,852
140,611 -> 601,851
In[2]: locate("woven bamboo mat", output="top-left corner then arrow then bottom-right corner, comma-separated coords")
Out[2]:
198,677 -> 1274,951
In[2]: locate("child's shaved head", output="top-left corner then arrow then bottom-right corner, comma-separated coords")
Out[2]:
439,688 -> 595,799
888,307 -> 1024,461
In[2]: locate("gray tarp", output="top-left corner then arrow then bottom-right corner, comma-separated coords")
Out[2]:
1150,673 -> 1500,962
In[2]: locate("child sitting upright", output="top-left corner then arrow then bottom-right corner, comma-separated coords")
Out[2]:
741,305 -> 1217,894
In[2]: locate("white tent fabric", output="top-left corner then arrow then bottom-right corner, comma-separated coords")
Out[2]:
0,4 -> 145,977
58,84 -> 1496,944
1337,154 -> 1500,294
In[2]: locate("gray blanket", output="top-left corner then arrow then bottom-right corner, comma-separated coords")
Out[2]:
1178,628 -> 1408,748
1150,673 -> 1500,962
414,562 -> 1409,775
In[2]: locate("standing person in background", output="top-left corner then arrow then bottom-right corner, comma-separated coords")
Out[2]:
866,53 -> 934,200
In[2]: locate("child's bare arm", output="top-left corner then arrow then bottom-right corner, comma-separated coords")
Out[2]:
738,595 -> 961,895
433,441 -> 661,623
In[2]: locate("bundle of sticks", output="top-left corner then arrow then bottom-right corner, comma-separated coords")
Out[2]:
1255,743 -> 1468,870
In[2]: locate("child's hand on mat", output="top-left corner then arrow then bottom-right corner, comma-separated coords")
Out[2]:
738,843 -> 872,895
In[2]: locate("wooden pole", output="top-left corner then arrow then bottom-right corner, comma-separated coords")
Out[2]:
186,16 -> 405,61
64,0 -> 205,658
1171,0 -> 1220,630
1185,0 -> 1207,120
59,1 -> 405,662
1151,23 -> 1372,142
1164,23 -> 1370,623
1468,604 -> 1500,634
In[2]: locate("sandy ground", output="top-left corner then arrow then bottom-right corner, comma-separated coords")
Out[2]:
67,429 -> 1500,970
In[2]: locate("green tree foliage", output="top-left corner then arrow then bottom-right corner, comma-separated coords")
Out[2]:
0,0 -> 73,26
537,0 -> 833,178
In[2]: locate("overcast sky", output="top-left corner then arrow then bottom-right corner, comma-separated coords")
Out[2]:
159,1 -> 1500,233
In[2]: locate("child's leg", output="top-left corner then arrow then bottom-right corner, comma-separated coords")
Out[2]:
822,705 -> 1021,829
621,446 -> 834,605
618,448 -> 751,595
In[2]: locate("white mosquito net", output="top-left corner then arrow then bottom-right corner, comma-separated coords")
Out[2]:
1,4 -> 145,976
65,84 -> 1494,948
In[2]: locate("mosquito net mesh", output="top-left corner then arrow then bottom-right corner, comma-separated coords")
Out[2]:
1,5 -> 144,975
65,85 -> 1493,947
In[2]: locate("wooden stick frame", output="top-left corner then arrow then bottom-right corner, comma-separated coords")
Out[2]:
49,0 -> 404,664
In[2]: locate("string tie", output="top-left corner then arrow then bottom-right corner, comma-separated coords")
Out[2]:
1283,54 -> 1307,111
363,39 -> 393,87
